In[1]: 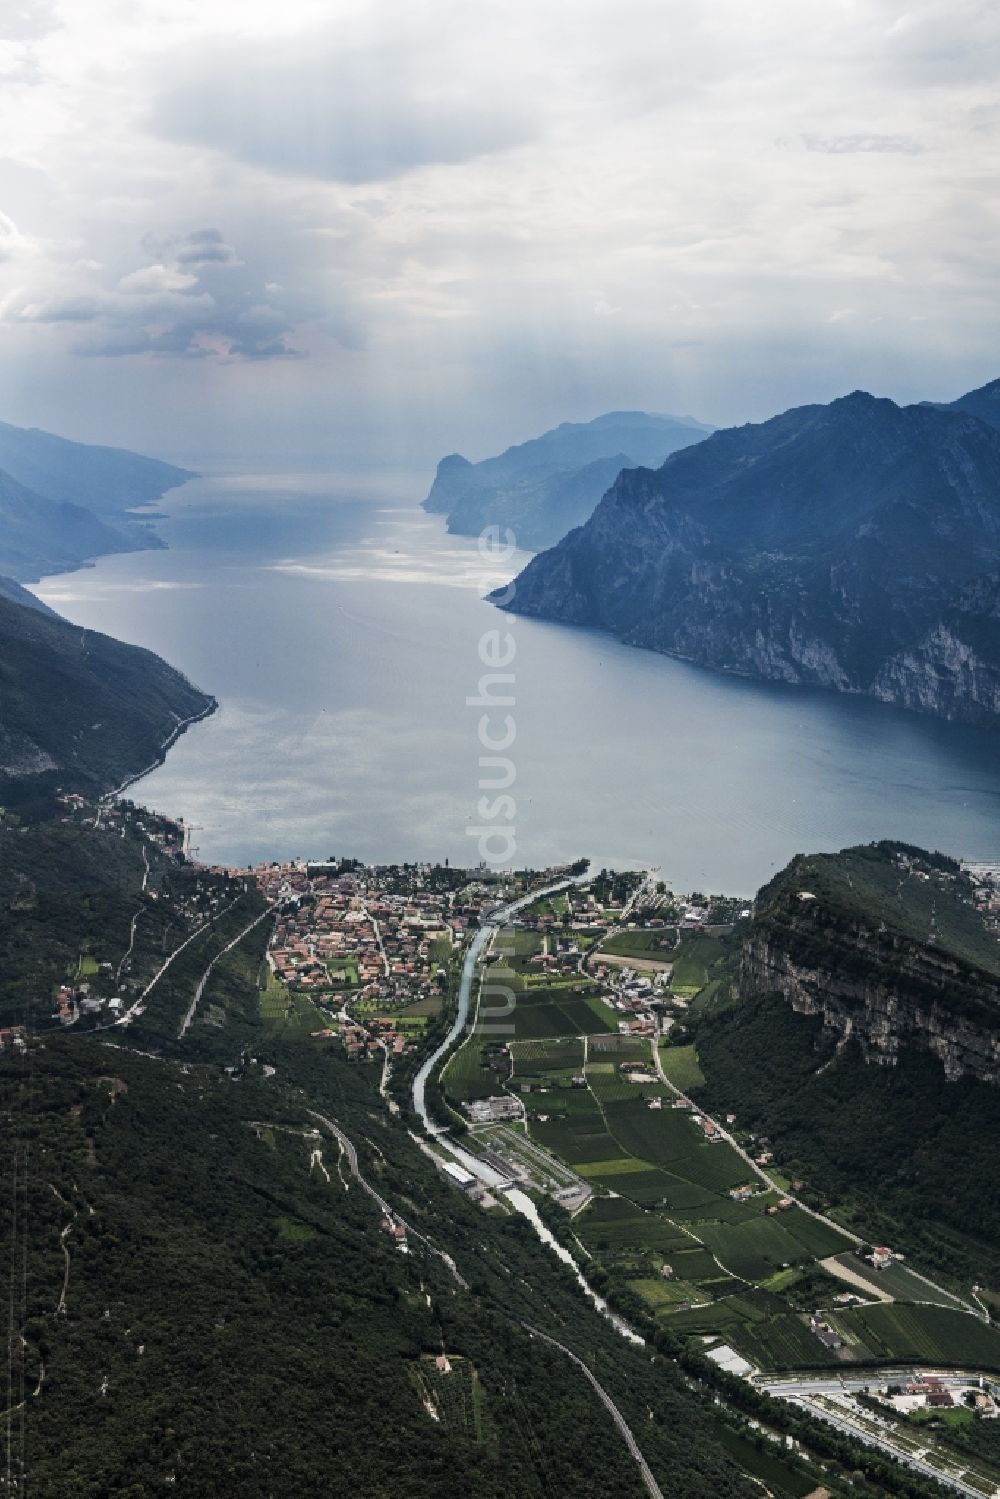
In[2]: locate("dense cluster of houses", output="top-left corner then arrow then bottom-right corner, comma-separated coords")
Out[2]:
257,863 -> 457,1003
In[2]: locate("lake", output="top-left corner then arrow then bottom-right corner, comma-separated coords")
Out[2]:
33,465 -> 1000,894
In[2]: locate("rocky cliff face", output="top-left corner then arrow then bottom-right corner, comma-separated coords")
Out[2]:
740,926 -> 1000,1084
739,847 -> 1000,1084
499,389 -> 1000,725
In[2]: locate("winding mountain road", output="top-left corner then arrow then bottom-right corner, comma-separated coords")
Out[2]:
523,1323 -> 664,1499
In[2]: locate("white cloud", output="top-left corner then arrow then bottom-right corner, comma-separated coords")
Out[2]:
0,0 -> 997,454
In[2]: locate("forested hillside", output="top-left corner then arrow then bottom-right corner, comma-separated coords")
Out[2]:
0,592 -> 214,803
684,842 -> 1000,1287
0,820 -> 764,1499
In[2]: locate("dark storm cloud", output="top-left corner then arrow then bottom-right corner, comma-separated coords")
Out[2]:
7,230 -> 307,361
149,32 -> 539,184
173,229 -> 242,267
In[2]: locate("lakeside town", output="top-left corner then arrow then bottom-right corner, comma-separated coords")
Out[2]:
17,795 -> 1000,1498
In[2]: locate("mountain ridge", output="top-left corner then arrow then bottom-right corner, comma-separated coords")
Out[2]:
495,384 -> 1000,724
423,409 -> 713,551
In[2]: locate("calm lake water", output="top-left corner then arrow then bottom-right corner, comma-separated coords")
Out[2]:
33,466 -> 1000,894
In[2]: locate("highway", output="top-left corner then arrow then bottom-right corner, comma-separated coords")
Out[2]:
758,1372 -> 1000,1499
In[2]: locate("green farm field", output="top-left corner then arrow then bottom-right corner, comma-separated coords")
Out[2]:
657,1042 -> 706,1091
837,1303 -> 1000,1370
602,928 -> 676,959
670,934 -> 727,993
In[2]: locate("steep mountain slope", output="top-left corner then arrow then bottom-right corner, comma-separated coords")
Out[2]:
0,813 -> 773,1499
946,375 -> 1000,432
0,465 -> 161,582
0,591 -> 214,797
0,573 -> 55,613
686,842 -> 1000,1284
498,390 -> 1000,723
424,410 -> 712,551
0,418 -> 193,516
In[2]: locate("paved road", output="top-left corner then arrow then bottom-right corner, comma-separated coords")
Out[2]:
649,1033 -> 871,1249
523,1323 -> 664,1499
177,904 -> 275,1038
112,894 -> 246,1027
760,1381 -> 994,1499
649,1034 -> 983,1320
307,1109 -> 469,1291
102,700 -> 218,806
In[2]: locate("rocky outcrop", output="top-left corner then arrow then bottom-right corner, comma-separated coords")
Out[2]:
740,928 -> 1000,1083
739,847 -> 1000,1084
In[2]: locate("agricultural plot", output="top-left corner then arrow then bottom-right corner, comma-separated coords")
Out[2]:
670,1245 -> 726,1281
259,969 -> 328,1034
670,934 -> 727,993
443,1036 -> 508,1103
664,1300 -> 754,1336
259,966 -> 292,1022
411,1358 -> 487,1444
602,928 -> 676,959
826,1251 -> 967,1309
668,1144 -> 751,1193
510,1036 -> 584,1073
669,1196 -> 772,1225
523,1086 -> 603,1120
585,1069 -> 662,1105
629,1277 -> 698,1309
732,1313 -> 840,1371
484,982 -> 617,1039
715,1428 -> 820,1498
396,994 -> 443,1018
588,1033 -> 652,1059
598,1097 -> 709,1165
838,1303 -> 1000,1370
575,1199 -> 693,1254
580,1164 -> 717,1210
532,1114 -> 620,1167
491,927 -> 545,973
692,1216 -> 811,1282
656,1043 -> 706,1091
777,1208 -> 854,1260
428,934 -> 453,967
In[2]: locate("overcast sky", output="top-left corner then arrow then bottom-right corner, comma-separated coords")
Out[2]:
0,0 -> 998,467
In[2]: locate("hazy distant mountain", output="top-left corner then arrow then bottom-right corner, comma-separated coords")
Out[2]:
424,410 -> 713,551
496,388 -> 1000,724
0,419 -> 194,582
0,420 -> 194,517
0,464 -> 165,582
0,589 -> 214,797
